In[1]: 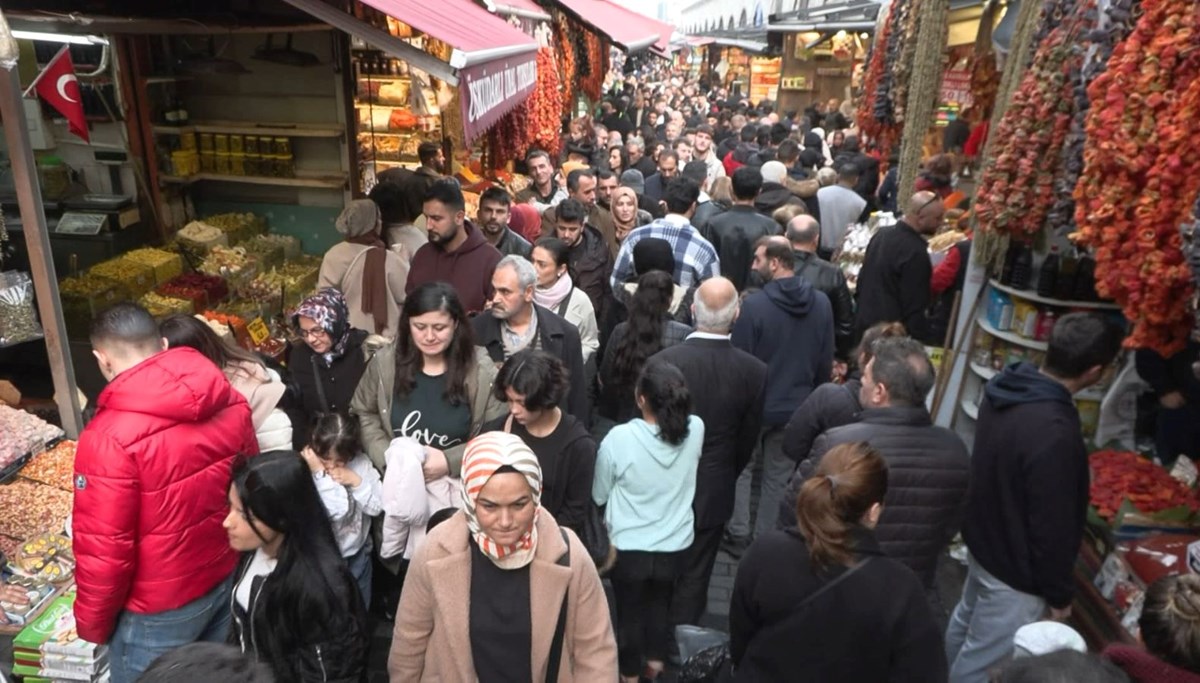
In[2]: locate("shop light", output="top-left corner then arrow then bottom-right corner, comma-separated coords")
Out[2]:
11,31 -> 109,46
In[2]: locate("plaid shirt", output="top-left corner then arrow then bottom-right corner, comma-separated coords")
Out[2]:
610,214 -> 721,290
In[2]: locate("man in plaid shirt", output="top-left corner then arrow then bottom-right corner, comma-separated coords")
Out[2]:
610,176 -> 721,290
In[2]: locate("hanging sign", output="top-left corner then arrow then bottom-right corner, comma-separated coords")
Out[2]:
459,51 -> 538,144
940,68 -> 973,107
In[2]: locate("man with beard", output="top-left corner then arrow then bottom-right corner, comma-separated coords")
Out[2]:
526,149 -> 566,212
627,136 -> 658,179
550,198 -> 613,328
405,179 -> 503,314
596,170 -> 619,211
477,187 -> 532,259
541,168 -> 618,255
471,256 -> 589,419
643,150 -> 680,206
693,124 -> 726,186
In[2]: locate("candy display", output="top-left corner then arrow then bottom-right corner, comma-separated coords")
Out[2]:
14,534 -> 75,584
199,246 -> 258,292
19,440 -> 75,492
122,248 -> 184,286
0,271 -> 43,347
58,274 -> 127,339
0,480 -> 72,540
241,235 -> 285,272
0,405 -> 64,467
202,212 -> 267,246
1090,449 -> 1200,522
836,213 -> 895,292
176,221 -> 228,264
88,257 -> 155,297
138,291 -> 193,319
195,313 -> 233,341
248,233 -> 301,260
159,272 -> 228,307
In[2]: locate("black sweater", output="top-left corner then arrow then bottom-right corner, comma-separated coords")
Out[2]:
963,363 -> 1088,608
854,221 -> 932,343
730,528 -> 947,682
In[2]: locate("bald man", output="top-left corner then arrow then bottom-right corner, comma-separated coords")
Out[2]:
651,277 -> 768,615
854,191 -> 944,342
788,216 -> 855,357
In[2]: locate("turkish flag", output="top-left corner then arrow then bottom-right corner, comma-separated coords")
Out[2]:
31,46 -> 89,143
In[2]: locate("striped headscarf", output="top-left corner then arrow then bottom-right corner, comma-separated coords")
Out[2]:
460,432 -> 543,569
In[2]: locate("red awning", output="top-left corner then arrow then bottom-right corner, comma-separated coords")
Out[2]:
360,0 -> 537,69
550,0 -> 662,52
487,0 -> 552,21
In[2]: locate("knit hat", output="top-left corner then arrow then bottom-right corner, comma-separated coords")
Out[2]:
760,161 -> 788,184
632,237 -> 676,278
620,169 -> 646,195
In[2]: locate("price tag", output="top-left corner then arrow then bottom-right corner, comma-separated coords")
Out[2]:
247,317 -> 270,346
55,212 -> 107,235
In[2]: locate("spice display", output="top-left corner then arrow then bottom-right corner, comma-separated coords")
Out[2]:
122,248 -> 183,285
1074,0 -> 1200,355
1089,449 -> 1200,521
88,258 -> 155,297
14,534 -> 75,584
858,0 -> 907,156
19,440 -> 75,492
0,272 -> 42,347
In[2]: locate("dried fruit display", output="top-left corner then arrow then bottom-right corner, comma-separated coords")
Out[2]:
0,480 -> 72,540
19,441 -> 75,492
0,406 -> 64,467
553,14 -> 577,112
0,534 -> 19,560
122,248 -> 183,285
138,292 -> 192,319
88,258 -> 154,297
1090,449 -> 1200,521
1074,0 -> 1200,355
858,0 -> 906,155
160,273 -> 228,307
202,212 -> 266,245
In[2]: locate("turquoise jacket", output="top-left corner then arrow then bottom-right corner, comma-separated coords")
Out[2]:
592,415 -> 705,552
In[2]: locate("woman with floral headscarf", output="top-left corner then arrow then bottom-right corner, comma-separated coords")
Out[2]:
388,431 -> 618,681
318,198 -> 408,338
285,288 -> 373,449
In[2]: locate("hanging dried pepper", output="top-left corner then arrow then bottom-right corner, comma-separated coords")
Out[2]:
1074,0 -> 1200,355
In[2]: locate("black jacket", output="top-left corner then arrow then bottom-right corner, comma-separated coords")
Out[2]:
493,227 -> 532,259
700,205 -> 780,291
781,406 -> 970,588
653,337 -> 767,529
963,362 -> 1088,609
633,156 -> 657,180
753,182 -> 806,219
854,221 -> 932,343
1136,342 -> 1200,404
730,528 -> 947,683
598,318 -> 692,422
473,305 -> 588,420
780,377 -> 861,464
692,199 -> 726,232
794,251 -> 855,358
566,225 -> 614,327
285,330 -> 369,449
230,552 -> 368,682
644,173 -> 666,205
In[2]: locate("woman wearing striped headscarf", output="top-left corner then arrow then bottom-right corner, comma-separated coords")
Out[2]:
388,431 -> 618,682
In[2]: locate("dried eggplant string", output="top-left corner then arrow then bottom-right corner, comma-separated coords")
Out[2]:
898,0 -> 950,201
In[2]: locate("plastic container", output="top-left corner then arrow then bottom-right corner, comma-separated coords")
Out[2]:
89,258 -> 155,296
214,134 -> 230,154
199,133 -> 215,152
215,153 -> 231,175
229,134 -> 244,154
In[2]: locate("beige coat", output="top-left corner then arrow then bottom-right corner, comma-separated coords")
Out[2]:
319,242 -> 408,339
350,343 -> 505,475
387,511 -> 618,682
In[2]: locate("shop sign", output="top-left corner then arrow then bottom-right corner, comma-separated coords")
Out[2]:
816,67 -> 851,77
940,68 -> 973,107
460,52 -> 538,143
781,76 -> 813,91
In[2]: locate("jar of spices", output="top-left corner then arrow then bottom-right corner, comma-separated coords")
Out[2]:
273,137 -> 291,156
199,133 -> 215,152
214,134 -> 230,154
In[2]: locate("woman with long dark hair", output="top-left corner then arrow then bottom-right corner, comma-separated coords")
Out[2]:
594,360 -> 705,682
531,238 -> 599,365
161,314 -> 292,452
484,349 -> 597,538
224,451 -> 367,682
607,144 -> 629,176
599,270 -> 692,422
351,281 -> 505,475
729,442 -> 945,682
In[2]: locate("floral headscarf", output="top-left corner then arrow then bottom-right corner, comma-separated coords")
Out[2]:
293,288 -> 352,365
460,432 -> 543,569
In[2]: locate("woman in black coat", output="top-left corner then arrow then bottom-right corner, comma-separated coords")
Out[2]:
730,442 -> 946,683
285,288 -> 371,448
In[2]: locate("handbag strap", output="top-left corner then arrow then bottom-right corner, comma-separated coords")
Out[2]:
309,354 -> 330,412
789,557 -> 872,616
504,413 -> 514,433
546,528 -> 570,683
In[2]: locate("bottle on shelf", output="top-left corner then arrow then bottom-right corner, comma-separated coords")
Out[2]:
1074,255 -> 1098,301
1055,250 -> 1079,301
1037,246 -> 1060,298
1010,243 -> 1033,290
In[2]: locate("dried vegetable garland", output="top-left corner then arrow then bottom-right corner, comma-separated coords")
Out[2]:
897,0 -> 950,201
968,0 -> 1001,117
857,0 -> 907,155
553,13 -> 578,111
891,0 -> 924,128
580,32 -> 608,103
1074,0 -> 1200,354
489,47 -> 562,163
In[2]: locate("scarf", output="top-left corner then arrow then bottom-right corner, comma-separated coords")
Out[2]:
611,187 -> 640,242
460,432 -> 543,569
336,200 -> 389,335
534,272 -> 573,312
294,288 -> 353,365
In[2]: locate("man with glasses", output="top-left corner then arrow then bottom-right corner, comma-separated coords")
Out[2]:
853,191 -> 944,343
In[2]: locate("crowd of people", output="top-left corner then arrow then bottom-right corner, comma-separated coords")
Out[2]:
47,68 -> 1198,683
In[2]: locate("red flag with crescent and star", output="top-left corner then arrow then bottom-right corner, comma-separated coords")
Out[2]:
29,46 -> 89,143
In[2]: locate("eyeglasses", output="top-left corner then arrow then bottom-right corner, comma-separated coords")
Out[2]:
916,196 -> 943,217
298,327 -> 329,340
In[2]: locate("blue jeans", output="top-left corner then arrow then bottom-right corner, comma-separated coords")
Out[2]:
347,538 -> 373,610
108,574 -> 234,683
945,555 -> 1047,683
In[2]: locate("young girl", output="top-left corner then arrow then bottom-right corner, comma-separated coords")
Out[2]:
225,451 -> 367,682
300,413 -> 383,608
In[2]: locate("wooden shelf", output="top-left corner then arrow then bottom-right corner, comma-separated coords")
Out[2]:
160,172 -> 347,189
153,120 -> 345,138
977,314 -> 1049,352
989,279 -> 1121,311
960,399 -> 979,420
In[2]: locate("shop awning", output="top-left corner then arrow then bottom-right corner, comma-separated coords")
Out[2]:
484,0 -> 553,21
549,0 -> 663,52
282,0 -> 538,143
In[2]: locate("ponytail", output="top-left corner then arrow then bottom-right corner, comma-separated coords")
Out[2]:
796,442 -> 888,572
636,359 -> 692,446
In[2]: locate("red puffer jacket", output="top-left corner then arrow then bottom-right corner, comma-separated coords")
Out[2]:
73,347 -> 258,643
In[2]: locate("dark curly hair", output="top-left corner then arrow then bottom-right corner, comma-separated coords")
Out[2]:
492,349 -> 568,412
636,360 -> 692,446
609,270 -> 675,386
